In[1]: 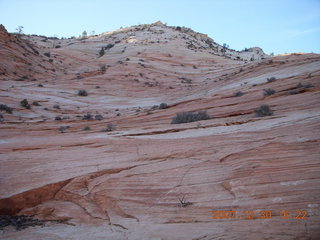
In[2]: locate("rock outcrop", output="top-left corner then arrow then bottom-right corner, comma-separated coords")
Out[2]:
0,23 -> 319,240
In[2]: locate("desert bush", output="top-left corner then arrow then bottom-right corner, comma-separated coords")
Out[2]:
0,215 -> 45,231
105,44 -> 114,50
82,113 -> 93,120
78,90 -> 88,96
100,65 -> 106,73
32,101 -> 41,106
44,52 -> 50,57
53,104 -> 60,109
0,104 -> 12,113
55,116 -> 62,120
171,111 -> 210,124
296,83 -> 313,89
55,45 -> 61,48
159,103 -> 168,109
263,88 -> 275,96
102,123 -> 115,132
289,89 -> 302,95
95,114 -> 103,120
254,104 -> 273,117
20,99 -> 31,109
99,47 -> 105,57
82,126 -> 90,131
59,126 -> 69,133
37,83 -> 43,87
233,91 -> 244,97
267,77 -> 276,82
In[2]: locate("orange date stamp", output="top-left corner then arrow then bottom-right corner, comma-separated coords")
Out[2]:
211,210 -> 307,220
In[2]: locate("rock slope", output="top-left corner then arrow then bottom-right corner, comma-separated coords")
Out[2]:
0,22 -> 319,240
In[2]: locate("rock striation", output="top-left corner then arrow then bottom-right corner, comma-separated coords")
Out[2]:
0,23 -> 319,240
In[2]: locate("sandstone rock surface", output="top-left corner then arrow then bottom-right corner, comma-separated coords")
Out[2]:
0,23 -> 319,240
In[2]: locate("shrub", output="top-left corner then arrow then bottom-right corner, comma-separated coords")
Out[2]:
100,65 -> 106,73
159,103 -> 168,109
99,47 -> 105,57
78,90 -> 88,96
288,89 -> 302,95
102,123 -> 115,132
105,44 -> 114,50
95,114 -> 103,120
53,104 -> 60,109
82,113 -> 93,120
55,45 -> 61,48
267,77 -> 276,83
171,111 -> 210,124
254,104 -> 273,117
82,126 -> 90,131
233,91 -> 244,97
59,126 -> 69,133
32,101 -> 41,106
37,83 -> 43,87
20,99 -> 31,109
55,116 -> 62,120
0,104 -> 12,113
44,52 -> 51,57
296,83 -> 313,89
263,88 -> 275,96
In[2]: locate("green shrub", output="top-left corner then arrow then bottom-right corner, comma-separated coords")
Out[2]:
20,99 -> 31,109
267,77 -> 276,82
82,113 -> 93,120
32,101 -> 41,106
78,90 -> 88,96
0,104 -> 12,113
159,103 -> 168,109
99,47 -> 105,57
95,114 -> 103,120
171,111 -> 210,124
82,126 -> 90,131
233,91 -> 244,97
263,88 -> 275,96
254,104 -> 273,117
102,123 -> 115,132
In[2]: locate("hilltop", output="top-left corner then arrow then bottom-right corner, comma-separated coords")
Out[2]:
0,22 -> 319,240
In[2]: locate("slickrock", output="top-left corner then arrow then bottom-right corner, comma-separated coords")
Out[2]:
0,22 -> 319,239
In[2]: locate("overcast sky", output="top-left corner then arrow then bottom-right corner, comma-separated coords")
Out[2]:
0,0 -> 319,54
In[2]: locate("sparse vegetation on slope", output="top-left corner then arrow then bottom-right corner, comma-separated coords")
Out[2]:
254,104 -> 273,117
0,104 -> 12,114
171,111 -> 210,124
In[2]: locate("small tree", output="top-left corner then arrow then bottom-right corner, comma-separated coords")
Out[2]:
82,30 -> 87,39
16,26 -> 24,34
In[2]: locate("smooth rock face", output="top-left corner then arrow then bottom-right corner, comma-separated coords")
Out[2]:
0,23 -> 319,239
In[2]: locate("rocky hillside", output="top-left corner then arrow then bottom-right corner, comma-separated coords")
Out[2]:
0,22 -> 319,240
